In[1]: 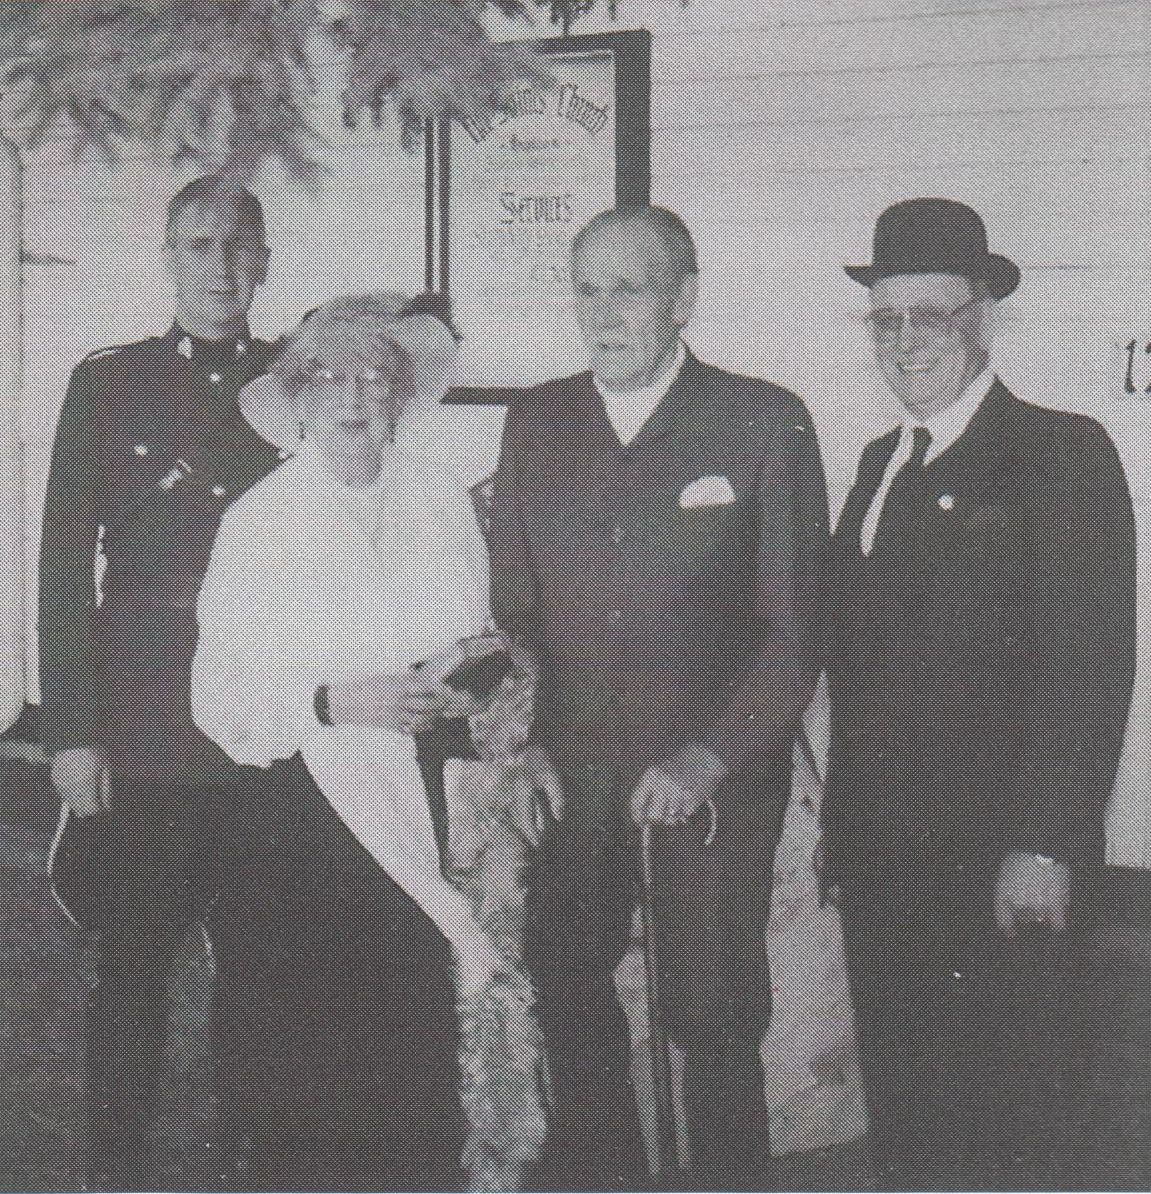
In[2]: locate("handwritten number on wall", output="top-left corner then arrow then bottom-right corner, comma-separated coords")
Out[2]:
1123,340 -> 1151,394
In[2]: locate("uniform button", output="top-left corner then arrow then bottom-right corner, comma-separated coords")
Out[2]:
134,443 -> 148,456
610,609 -> 623,622
611,526 -> 623,544
209,372 -> 222,385
212,485 -> 227,498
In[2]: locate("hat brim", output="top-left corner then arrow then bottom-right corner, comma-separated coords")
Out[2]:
240,312 -> 458,451
845,253 -> 1020,300
383,313 -> 459,373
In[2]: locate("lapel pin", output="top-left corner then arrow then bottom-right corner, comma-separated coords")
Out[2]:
134,443 -> 148,456
178,336 -> 192,359
938,493 -> 955,511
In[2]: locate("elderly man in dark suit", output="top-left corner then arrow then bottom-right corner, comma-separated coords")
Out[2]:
488,205 -> 829,1189
820,198 -> 1137,1190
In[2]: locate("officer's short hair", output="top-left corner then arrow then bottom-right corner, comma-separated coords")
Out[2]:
165,176 -> 267,245
572,205 -> 699,283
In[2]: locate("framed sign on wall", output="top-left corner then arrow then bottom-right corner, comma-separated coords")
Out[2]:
426,29 -> 651,402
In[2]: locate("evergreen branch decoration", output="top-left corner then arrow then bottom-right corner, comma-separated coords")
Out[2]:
0,0 -> 662,182
0,1 -> 327,179
337,2 -> 553,151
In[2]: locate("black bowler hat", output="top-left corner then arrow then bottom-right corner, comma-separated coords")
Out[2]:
845,198 -> 1020,299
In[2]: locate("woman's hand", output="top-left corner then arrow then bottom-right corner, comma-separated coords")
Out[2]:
418,636 -> 502,721
326,637 -> 513,733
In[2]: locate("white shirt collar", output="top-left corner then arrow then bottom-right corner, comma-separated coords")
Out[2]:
905,366 -> 996,462
593,341 -> 687,446
859,367 -> 996,555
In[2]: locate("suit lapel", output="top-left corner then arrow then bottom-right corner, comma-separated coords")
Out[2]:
836,380 -> 1017,552
923,378 -> 1013,491
624,350 -> 708,452
835,428 -> 901,548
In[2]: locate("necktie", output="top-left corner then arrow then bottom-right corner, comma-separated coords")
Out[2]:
871,425 -> 932,552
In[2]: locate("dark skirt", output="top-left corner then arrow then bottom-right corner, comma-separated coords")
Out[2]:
211,754 -> 468,1192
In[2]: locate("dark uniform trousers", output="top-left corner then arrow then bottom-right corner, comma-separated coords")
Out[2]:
39,327 -> 283,1189
525,766 -> 780,1189
51,783 -> 238,1185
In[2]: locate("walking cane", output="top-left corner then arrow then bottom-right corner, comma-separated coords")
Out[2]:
640,822 -> 680,1177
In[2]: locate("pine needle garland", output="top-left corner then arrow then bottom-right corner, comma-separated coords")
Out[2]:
0,0 -> 652,182
336,3 -> 552,152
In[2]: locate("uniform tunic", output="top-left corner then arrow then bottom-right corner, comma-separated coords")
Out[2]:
39,324 -> 282,787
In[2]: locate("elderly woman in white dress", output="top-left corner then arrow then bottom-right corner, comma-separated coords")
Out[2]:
193,295 -> 545,1193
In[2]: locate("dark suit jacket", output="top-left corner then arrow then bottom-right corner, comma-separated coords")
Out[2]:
488,351 -> 829,795
38,326 -> 282,787
822,380 -> 1137,876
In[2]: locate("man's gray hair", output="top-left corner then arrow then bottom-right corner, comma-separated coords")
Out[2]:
572,205 -> 699,282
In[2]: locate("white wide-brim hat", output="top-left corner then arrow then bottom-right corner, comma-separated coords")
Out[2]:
239,291 -> 459,451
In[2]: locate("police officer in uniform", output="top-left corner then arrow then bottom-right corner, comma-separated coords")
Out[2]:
39,176 -> 282,1191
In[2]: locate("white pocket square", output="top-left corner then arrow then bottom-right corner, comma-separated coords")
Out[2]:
679,475 -> 735,509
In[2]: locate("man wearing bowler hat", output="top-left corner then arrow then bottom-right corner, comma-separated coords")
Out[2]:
819,198 -> 1137,1188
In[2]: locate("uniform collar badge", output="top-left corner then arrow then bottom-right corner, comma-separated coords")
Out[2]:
177,336 -> 193,359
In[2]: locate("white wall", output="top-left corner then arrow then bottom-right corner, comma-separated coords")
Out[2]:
18,0 -> 1151,861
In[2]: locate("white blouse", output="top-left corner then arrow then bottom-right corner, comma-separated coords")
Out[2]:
193,441 -> 492,948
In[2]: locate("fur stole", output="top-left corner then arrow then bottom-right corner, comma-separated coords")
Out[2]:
444,759 -> 550,1192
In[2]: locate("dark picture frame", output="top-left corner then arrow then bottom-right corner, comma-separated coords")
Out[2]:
425,28 -> 651,403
